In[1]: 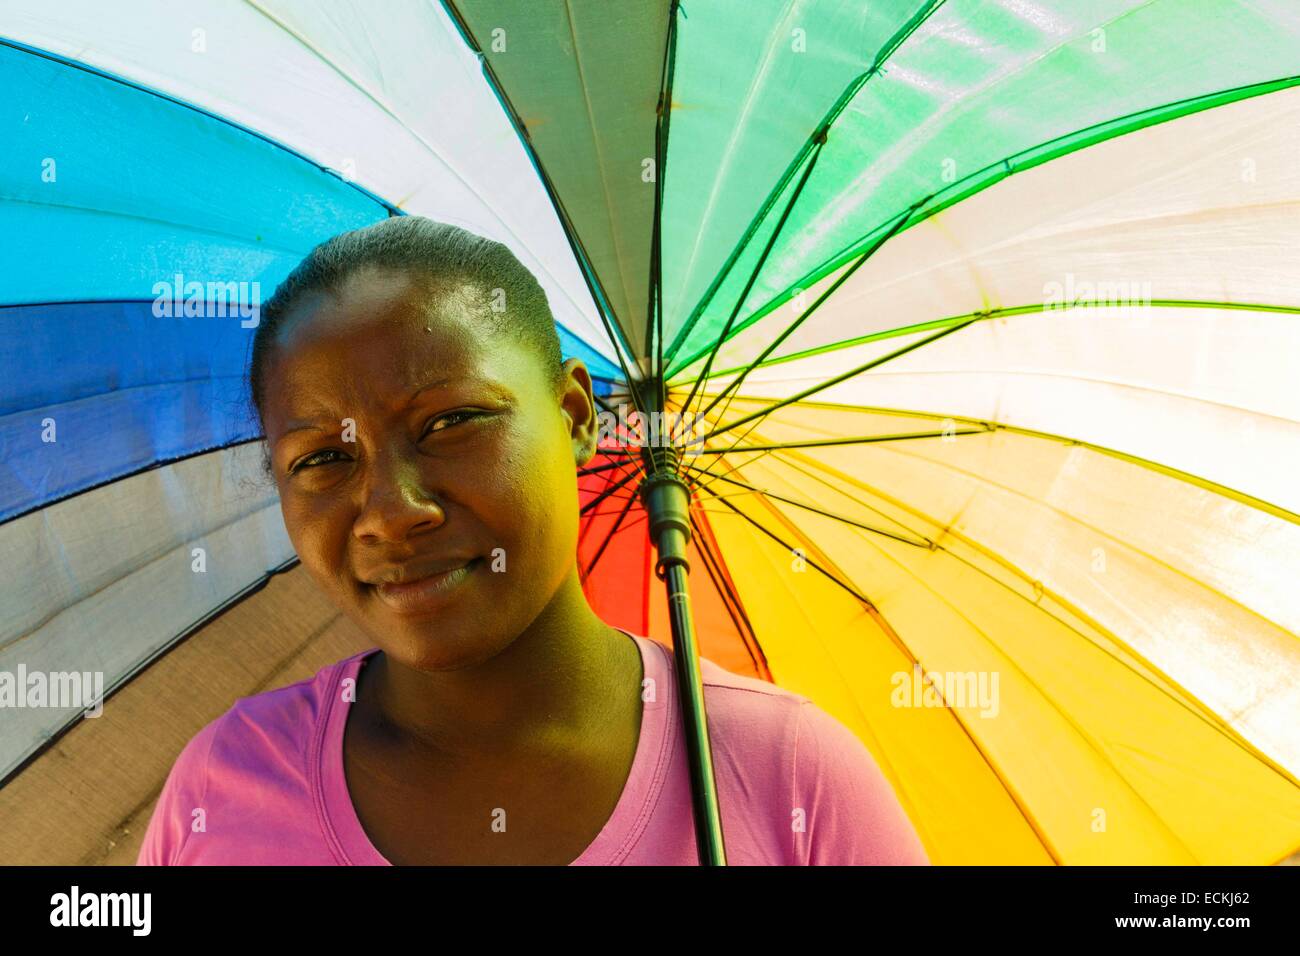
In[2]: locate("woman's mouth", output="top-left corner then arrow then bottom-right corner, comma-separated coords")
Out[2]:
370,558 -> 480,614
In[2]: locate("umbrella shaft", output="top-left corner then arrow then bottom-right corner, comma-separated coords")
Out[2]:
639,458 -> 728,866
662,561 -> 729,865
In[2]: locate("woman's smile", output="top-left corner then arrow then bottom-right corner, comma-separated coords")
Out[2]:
367,556 -> 483,615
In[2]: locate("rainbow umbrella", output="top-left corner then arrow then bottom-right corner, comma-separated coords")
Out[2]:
2,0 -> 1298,866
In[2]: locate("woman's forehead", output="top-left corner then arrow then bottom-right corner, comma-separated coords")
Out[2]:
261,272 -> 530,424
278,268 -> 478,341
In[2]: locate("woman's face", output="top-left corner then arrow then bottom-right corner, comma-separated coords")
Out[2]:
260,265 -> 599,672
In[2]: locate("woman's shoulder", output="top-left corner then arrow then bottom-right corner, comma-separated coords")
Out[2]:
136,648 -> 372,865
634,633 -> 810,704
164,647 -> 372,786
690,644 -> 814,731
641,638 -> 929,864
632,634 -> 813,744
635,635 -> 811,775
227,647 -> 372,727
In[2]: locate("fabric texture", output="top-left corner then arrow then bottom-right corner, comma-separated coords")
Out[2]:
137,628 -> 929,866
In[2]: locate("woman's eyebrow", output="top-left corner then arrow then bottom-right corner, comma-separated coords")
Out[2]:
274,377 -> 507,439
406,375 -> 512,404
408,376 -> 456,402
279,421 -> 334,436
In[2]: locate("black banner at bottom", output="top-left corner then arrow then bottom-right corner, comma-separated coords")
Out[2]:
0,864 -> 1291,942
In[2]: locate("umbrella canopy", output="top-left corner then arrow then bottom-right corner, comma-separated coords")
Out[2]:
2,0 -> 1298,865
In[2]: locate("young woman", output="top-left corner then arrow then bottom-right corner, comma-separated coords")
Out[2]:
137,216 -> 930,866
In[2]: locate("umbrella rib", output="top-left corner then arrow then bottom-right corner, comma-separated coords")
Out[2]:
687,298 -> 1300,384
682,424 -> 988,501
437,0 -> 648,391
686,509 -> 771,680
690,465 -> 1074,863
686,510 -> 746,633
582,507 -> 639,519
705,425 -> 965,541
681,390 -> 914,493
578,456 -> 642,549
582,477 -> 641,579
738,437 -> 953,544
691,483 -> 876,606
795,422 -> 1300,659
579,462 -> 643,516
583,508 -> 648,533
729,398 -> 1300,528
702,460 -> 1192,865
675,133 -> 829,442
689,428 -> 990,454
595,386 -> 664,451
663,0 -> 948,363
687,318 -> 976,448
679,395 -> 785,488
851,530 -> 1225,862
648,0 -> 683,399
583,493 -> 640,506
766,442 -> 1300,791
552,0 -> 642,369
667,72 -> 1300,381
578,458 -> 637,476
669,198 -> 942,447
683,462 -> 931,548
669,321 -> 976,494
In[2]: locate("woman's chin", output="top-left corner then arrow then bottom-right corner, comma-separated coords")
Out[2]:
379,624 -> 513,674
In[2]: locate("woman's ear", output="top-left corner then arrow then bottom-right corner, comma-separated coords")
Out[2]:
558,357 -> 599,467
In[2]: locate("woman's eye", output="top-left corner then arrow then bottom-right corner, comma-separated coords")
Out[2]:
291,449 -> 347,473
426,410 -> 479,434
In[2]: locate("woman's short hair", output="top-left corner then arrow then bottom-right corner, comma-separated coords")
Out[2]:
247,215 -> 565,435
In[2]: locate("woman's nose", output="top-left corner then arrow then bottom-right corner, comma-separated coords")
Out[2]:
351,450 -> 445,542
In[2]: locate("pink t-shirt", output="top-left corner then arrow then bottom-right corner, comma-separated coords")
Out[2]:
137,628 -> 929,866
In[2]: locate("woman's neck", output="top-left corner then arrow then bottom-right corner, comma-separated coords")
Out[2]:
353,570 -> 639,763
